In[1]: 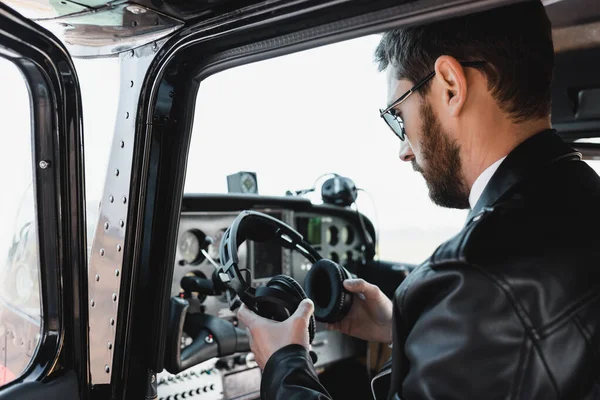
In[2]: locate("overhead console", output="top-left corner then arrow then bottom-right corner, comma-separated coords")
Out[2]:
158,194 -> 376,400
552,45 -> 600,158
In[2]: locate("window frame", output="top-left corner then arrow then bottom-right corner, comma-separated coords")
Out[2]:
0,3 -> 89,398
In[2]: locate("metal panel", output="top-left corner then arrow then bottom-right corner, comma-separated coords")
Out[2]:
87,41 -> 161,385
1,0 -> 90,20
36,2 -> 183,58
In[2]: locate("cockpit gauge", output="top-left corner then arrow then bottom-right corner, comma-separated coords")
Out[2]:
326,225 -> 339,246
341,225 -> 354,245
207,228 -> 227,263
178,229 -> 207,265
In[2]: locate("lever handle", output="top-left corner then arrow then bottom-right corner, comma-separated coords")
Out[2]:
164,296 -> 250,374
181,275 -> 215,295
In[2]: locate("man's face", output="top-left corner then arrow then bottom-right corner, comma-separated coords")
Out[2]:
385,69 -> 469,209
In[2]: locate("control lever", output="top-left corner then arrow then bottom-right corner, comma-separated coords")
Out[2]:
164,296 -> 250,374
180,269 -> 230,296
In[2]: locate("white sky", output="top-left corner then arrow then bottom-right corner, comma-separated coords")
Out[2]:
3,33 -> 600,274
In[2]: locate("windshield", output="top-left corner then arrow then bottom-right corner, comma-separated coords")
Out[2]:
185,35 -> 468,264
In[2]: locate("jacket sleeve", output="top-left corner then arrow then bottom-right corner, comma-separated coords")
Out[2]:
260,344 -> 332,400
392,264 -> 536,400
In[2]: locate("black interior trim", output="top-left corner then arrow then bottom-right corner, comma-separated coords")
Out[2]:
0,372 -> 78,400
552,47 -> 600,141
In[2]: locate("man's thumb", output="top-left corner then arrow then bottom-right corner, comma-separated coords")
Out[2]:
294,298 -> 314,321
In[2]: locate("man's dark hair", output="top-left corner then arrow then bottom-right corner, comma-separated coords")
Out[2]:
374,1 -> 554,122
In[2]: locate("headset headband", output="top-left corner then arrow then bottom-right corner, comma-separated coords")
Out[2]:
218,210 -> 322,306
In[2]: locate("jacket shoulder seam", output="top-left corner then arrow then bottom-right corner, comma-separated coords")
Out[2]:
512,336 -> 531,400
402,261 -> 561,396
428,259 -> 539,338
538,289 -> 600,338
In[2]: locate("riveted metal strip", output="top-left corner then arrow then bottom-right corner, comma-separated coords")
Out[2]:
87,42 -> 161,384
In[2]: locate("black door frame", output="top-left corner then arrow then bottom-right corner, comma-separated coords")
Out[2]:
0,3 -> 89,399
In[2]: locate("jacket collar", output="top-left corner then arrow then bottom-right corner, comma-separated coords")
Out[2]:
466,129 -> 581,222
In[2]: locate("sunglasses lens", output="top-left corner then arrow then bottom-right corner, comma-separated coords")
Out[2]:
381,112 -> 405,141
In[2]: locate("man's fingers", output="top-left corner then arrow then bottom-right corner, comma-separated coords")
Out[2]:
293,298 -> 314,323
343,278 -> 380,299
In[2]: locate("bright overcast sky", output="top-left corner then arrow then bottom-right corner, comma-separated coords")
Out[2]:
3,33 -> 600,267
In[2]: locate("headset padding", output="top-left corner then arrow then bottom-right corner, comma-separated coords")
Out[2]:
304,259 -> 353,323
266,274 -> 316,344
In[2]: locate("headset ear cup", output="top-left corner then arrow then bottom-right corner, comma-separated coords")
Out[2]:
304,259 -> 353,323
262,275 -> 316,344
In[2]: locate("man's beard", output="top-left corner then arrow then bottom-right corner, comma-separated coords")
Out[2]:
411,101 -> 469,209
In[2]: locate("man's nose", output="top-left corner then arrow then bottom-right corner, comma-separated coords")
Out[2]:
399,140 -> 414,162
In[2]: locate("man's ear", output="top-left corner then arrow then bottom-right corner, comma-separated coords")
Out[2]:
433,56 -> 467,117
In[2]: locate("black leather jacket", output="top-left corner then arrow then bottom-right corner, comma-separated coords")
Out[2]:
260,130 -> 600,400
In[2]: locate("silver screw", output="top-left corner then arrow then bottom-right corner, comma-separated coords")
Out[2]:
108,342 -> 113,350
115,169 -> 120,176
126,5 -> 146,14
39,160 -> 50,169
115,269 -> 120,277
122,196 -> 127,204
109,195 -> 114,203
91,299 -> 95,307
110,318 -> 115,326
104,222 -> 109,230
120,140 -> 125,148
95,274 -> 100,282
105,365 -> 110,373
120,220 -> 125,228
100,249 -> 105,256
117,244 -> 122,252
153,42 -> 158,52
112,293 -> 117,301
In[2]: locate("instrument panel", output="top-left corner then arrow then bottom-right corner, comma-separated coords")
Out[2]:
171,210 -> 366,296
160,195 -> 375,400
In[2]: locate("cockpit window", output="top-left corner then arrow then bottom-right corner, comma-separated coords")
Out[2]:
185,35 -> 468,264
0,57 -> 42,387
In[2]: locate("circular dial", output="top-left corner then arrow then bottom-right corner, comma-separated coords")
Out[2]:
178,230 -> 205,264
207,228 -> 227,263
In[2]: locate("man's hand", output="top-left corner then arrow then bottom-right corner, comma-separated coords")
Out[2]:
326,279 -> 393,343
237,298 -> 314,370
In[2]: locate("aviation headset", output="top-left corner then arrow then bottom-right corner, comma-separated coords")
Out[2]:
218,210 -> 354,344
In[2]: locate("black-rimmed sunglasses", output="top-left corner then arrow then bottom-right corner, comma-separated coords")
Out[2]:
379,61 -> 486,141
